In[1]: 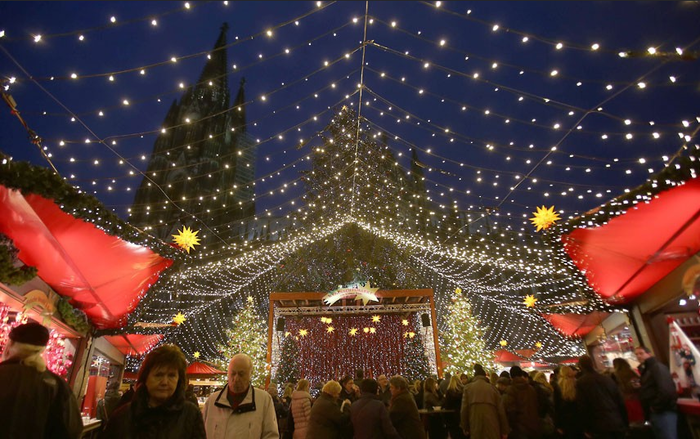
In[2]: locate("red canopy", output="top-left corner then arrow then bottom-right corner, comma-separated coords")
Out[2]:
515,349 -> 536,359
562,176 -> 700,304
0,186 -> 173,329
186,361 -> 226,376
103,334 -> 164,356
494,349 -> 524,363
542,311 -> 610,337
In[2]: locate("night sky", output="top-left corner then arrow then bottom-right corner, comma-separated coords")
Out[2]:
2,1 -> 699,235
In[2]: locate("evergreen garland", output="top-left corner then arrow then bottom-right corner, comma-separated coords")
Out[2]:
56,296 -> 91,334
0,233 -> 37,286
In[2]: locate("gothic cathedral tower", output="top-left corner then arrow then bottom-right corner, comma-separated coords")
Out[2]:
129,24 -> 256,251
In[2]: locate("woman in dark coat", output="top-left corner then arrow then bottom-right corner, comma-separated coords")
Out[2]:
102,344 -> 206,439
306,380 -> 351,439
443,375 -> 466,439
389,375 -> 426,439
423,377 -> 447,439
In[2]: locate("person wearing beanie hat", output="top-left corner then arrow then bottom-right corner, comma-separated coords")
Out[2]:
0,321 -> 82,439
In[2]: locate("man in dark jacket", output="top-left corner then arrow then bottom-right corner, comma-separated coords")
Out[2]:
388,375 -> 426,439
0,321 -> 82,439
350,379 -> 401,439
575,355 -> 628,439
378,374 -> 392,407
502,366 -> 541,439
635,346 -> 678,439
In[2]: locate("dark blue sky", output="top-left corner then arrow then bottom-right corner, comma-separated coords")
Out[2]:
2,1 -> 699,235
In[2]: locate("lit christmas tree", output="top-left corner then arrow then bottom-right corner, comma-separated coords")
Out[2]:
275,335 -> 300,387
442,289 -> 495,374
401,322 -> 430,382
217,296 -> 269,387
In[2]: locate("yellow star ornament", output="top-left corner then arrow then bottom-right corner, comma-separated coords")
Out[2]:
408,332 -> 415,338
529,206 -> 561,232
524,295 -> 538,308
500,340 -> 508,347
401,319 -> 409,326
535,342 -> 543,349
369,327 -> 376,334
349,328 -> 358,336
299,329 -> 308,337
172,226 -> 201,253
455,287 -> 462,295
193,351 -> 200,359
372,315 -> 381,323
173,312 -> 186,326
326,326 -> 335,333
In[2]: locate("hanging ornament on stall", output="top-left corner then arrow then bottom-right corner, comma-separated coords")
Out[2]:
172,226 -> 201,253
529,206 -> 561,232
298,329 -> 308,337
349,328 -> 358,336
524,295 -> 538,308
193,351 -> 200,359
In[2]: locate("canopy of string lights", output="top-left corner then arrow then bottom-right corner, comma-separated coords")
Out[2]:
1,1 -> 698,366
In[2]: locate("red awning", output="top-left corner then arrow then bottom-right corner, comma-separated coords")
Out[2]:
186,361 -> 226,376
0,186 -> 173,329
562,176 -> 700,304
560,357 -> 579,364
515,349 -> 536,359
103,334 -> 164,356
494,349 -> 524,363
542,311 -> 610,337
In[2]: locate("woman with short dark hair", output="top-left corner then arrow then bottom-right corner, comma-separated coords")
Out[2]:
102,344 -> 206,439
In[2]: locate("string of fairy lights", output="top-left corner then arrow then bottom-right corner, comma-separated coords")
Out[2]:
2,2 -> 699,364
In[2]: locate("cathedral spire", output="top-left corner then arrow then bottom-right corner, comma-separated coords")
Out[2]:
195,23 -> 229,99
233,77 -> 247,132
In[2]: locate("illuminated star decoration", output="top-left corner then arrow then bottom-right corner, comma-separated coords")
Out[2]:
408,331 -> 415,338
500,340 -> 508,347
372,315 -> 381,323
349,328 -> 358,336
535,342 -> 543,349
193,351 -> 200,359
356,281 -> 380,305
401,319 -> 409,326
455,287 -> 462,294
363,327 -> 370,333
299,329 -> 308,337
284,331 -> 291,337
524,295 -> 538,308
529,206 -> 561,232
369,327 -> 376,334
247,296 -> 254,303
173,312 -> 186,326
172,226 -> 201,253
326,326 -> 335,333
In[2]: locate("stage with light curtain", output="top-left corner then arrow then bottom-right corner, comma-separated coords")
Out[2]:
268,289 -> 440,387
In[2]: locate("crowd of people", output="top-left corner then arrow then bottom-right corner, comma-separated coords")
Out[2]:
0,321 -> 683,439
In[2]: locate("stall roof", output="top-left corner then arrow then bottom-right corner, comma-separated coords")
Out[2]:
562,177 -> 700,305
0,185 -> 173,329
103,334 -> 164,356
494,349 -> 524,363
186,361 -> 226,376
542,311 -> 611,338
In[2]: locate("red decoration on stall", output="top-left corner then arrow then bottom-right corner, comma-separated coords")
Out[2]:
0,185 -> 173,329
562,176 -> 700,305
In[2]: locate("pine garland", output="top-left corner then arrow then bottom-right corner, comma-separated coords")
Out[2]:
0,233 -> 37,286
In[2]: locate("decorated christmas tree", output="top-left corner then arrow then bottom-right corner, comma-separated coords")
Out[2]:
401,324 -> 430,381
275,335 -> 300,387
217,296 -> 269,387
442,288 -> 495,374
